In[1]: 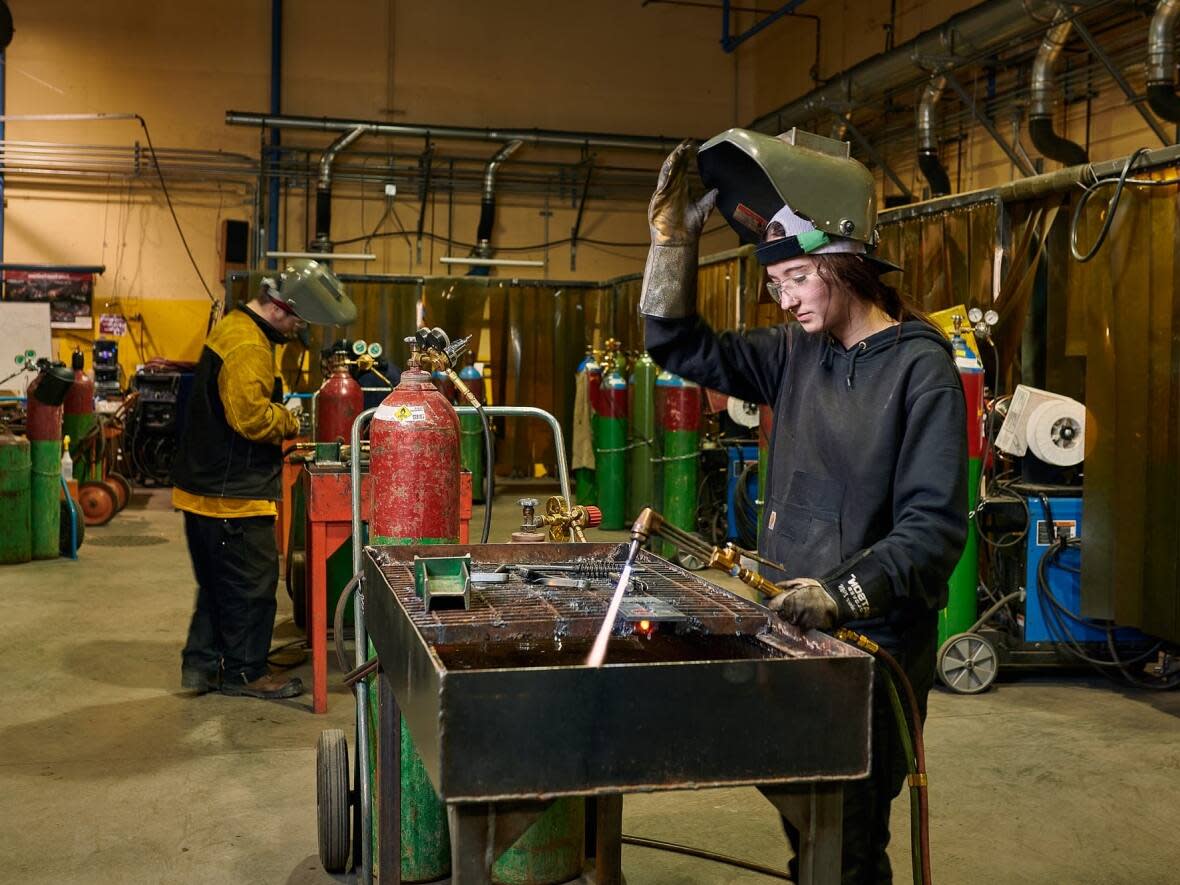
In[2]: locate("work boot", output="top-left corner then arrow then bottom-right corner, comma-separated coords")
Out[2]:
180,667 -> 220,695
221,671 -> 304,700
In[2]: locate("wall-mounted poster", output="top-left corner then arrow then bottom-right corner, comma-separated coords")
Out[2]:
2,265 -> 103,330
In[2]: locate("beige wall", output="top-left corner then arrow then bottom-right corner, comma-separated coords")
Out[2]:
3,0 -> 1171,376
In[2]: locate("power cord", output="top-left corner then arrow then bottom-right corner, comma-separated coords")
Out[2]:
135,115 -> 217,304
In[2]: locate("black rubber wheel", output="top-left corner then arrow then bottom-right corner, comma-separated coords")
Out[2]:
288,550 -> 307,631
107,471 -> 132,512
317,728 -> 351,873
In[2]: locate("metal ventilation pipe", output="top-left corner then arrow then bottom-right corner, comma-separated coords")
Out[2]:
1147,0 -> 1180,121
917,76 -> 951,196
468,139 -> 523,277
313,124 -> 369,250
1028,9 -> 1089,167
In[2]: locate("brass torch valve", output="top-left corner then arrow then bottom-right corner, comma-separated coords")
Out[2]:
536,495 -> 602,543
630,507 -> 783,599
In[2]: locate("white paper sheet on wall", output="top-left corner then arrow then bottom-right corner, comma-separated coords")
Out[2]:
0,302 -> 53,397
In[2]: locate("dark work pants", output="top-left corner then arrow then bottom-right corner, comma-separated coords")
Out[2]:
181,512 -> 279,684
781,612 -> 938,884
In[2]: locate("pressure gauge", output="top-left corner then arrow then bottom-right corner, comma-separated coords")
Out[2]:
367,342 -> 383,358
984,309 -> 999,326
967,307 -> 983,324
351,340 -> 367,356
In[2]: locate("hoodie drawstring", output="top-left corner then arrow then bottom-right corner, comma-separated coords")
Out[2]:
820,336 -> 835,371
846,340 -> 868,389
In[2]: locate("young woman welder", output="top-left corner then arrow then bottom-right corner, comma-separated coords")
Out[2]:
640,129 -> 967,884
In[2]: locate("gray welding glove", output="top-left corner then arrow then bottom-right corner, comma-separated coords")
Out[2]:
639,140 -> 717,319
769,578 -> 840,632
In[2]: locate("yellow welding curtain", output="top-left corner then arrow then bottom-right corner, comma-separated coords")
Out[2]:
877,198 -> 998,317
1049,173 -> 1180,640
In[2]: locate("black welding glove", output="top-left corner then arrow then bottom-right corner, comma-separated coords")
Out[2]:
770,549 -> 892,631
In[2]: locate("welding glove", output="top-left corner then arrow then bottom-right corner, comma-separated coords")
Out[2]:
639,140 -> 717,319
769,579 -> 840,632
770,550 -> 889,631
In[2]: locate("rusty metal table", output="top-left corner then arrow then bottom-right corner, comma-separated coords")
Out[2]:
363,543 -> 873,883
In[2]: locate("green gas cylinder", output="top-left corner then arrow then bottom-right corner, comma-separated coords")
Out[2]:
627,353 -> 657,521
0,431 -> 32,564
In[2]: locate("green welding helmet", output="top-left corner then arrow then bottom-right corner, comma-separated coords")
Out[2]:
698,127 -> 899,272
267,259 -> 357,326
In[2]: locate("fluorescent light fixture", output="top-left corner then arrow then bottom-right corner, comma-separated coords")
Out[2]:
439,256 -> 545,268
265,251 -> 376,261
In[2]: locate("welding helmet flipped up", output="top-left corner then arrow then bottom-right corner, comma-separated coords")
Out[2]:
262,259 -> 357,326
697,127 -> 900,273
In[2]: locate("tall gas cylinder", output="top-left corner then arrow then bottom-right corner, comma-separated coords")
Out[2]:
62,350 -> 98,482
941,330 -> 986,645
757,404 -> 773,546
593,359 -> 628,530
491,799 -> 586,885
0,430 -> 32,564
367,364 -> 457,882
458,362 -> 486,503
627,352 -> 657,520
655,371 -> 701,560
315,352 -> 364,444
573,350 -> 601,506
27,370 -> 67,560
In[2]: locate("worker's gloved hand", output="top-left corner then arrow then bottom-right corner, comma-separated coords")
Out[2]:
769,578 -> 840,632
639,140 -> 718,319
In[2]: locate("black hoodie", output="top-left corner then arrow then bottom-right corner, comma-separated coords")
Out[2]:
645,315 -> 968,641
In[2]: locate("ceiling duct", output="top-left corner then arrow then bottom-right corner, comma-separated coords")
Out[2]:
916,76 -> 951,196
747,0 -> 1072,133
1028,8 -> 1088,166
467,139 -> 523,277
313,124 -> 369,251
1147,0 -> 1180,121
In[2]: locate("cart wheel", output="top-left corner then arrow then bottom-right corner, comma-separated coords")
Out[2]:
317,728 -> 351,873
938,632 -> 999,694
77,481 -> 118,526
107,472 -> 132,511
288,551 -> 308,630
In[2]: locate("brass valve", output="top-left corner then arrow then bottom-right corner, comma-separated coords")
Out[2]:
630,506 -> 782,599
538,495 -> 602,543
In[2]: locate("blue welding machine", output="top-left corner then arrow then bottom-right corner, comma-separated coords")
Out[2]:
726,445 -> 759,542
1023,496 -> 1143,644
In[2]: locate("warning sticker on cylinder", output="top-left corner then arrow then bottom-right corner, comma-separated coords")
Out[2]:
376,403 -> 426,423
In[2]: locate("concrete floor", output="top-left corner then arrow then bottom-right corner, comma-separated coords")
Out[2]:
2,483 -> 1178,884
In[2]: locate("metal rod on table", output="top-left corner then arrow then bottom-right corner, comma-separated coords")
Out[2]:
453,405 -> 572,506
350,406 -> 377,885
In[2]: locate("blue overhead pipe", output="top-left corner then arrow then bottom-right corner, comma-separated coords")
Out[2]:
721,0 -> 810,53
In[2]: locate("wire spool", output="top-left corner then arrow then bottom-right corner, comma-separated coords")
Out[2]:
1026,400 -> 1085,467
725,396 -> 760,429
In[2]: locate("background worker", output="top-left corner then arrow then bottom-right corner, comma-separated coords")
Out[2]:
641,131 -> 967,882
172,260 -> 357,701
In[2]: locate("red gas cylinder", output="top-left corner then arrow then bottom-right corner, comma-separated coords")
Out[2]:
25,372 -> 64,443
316,354 -> 364,443
369,367 -> 461,544
63,351 -> 96,421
